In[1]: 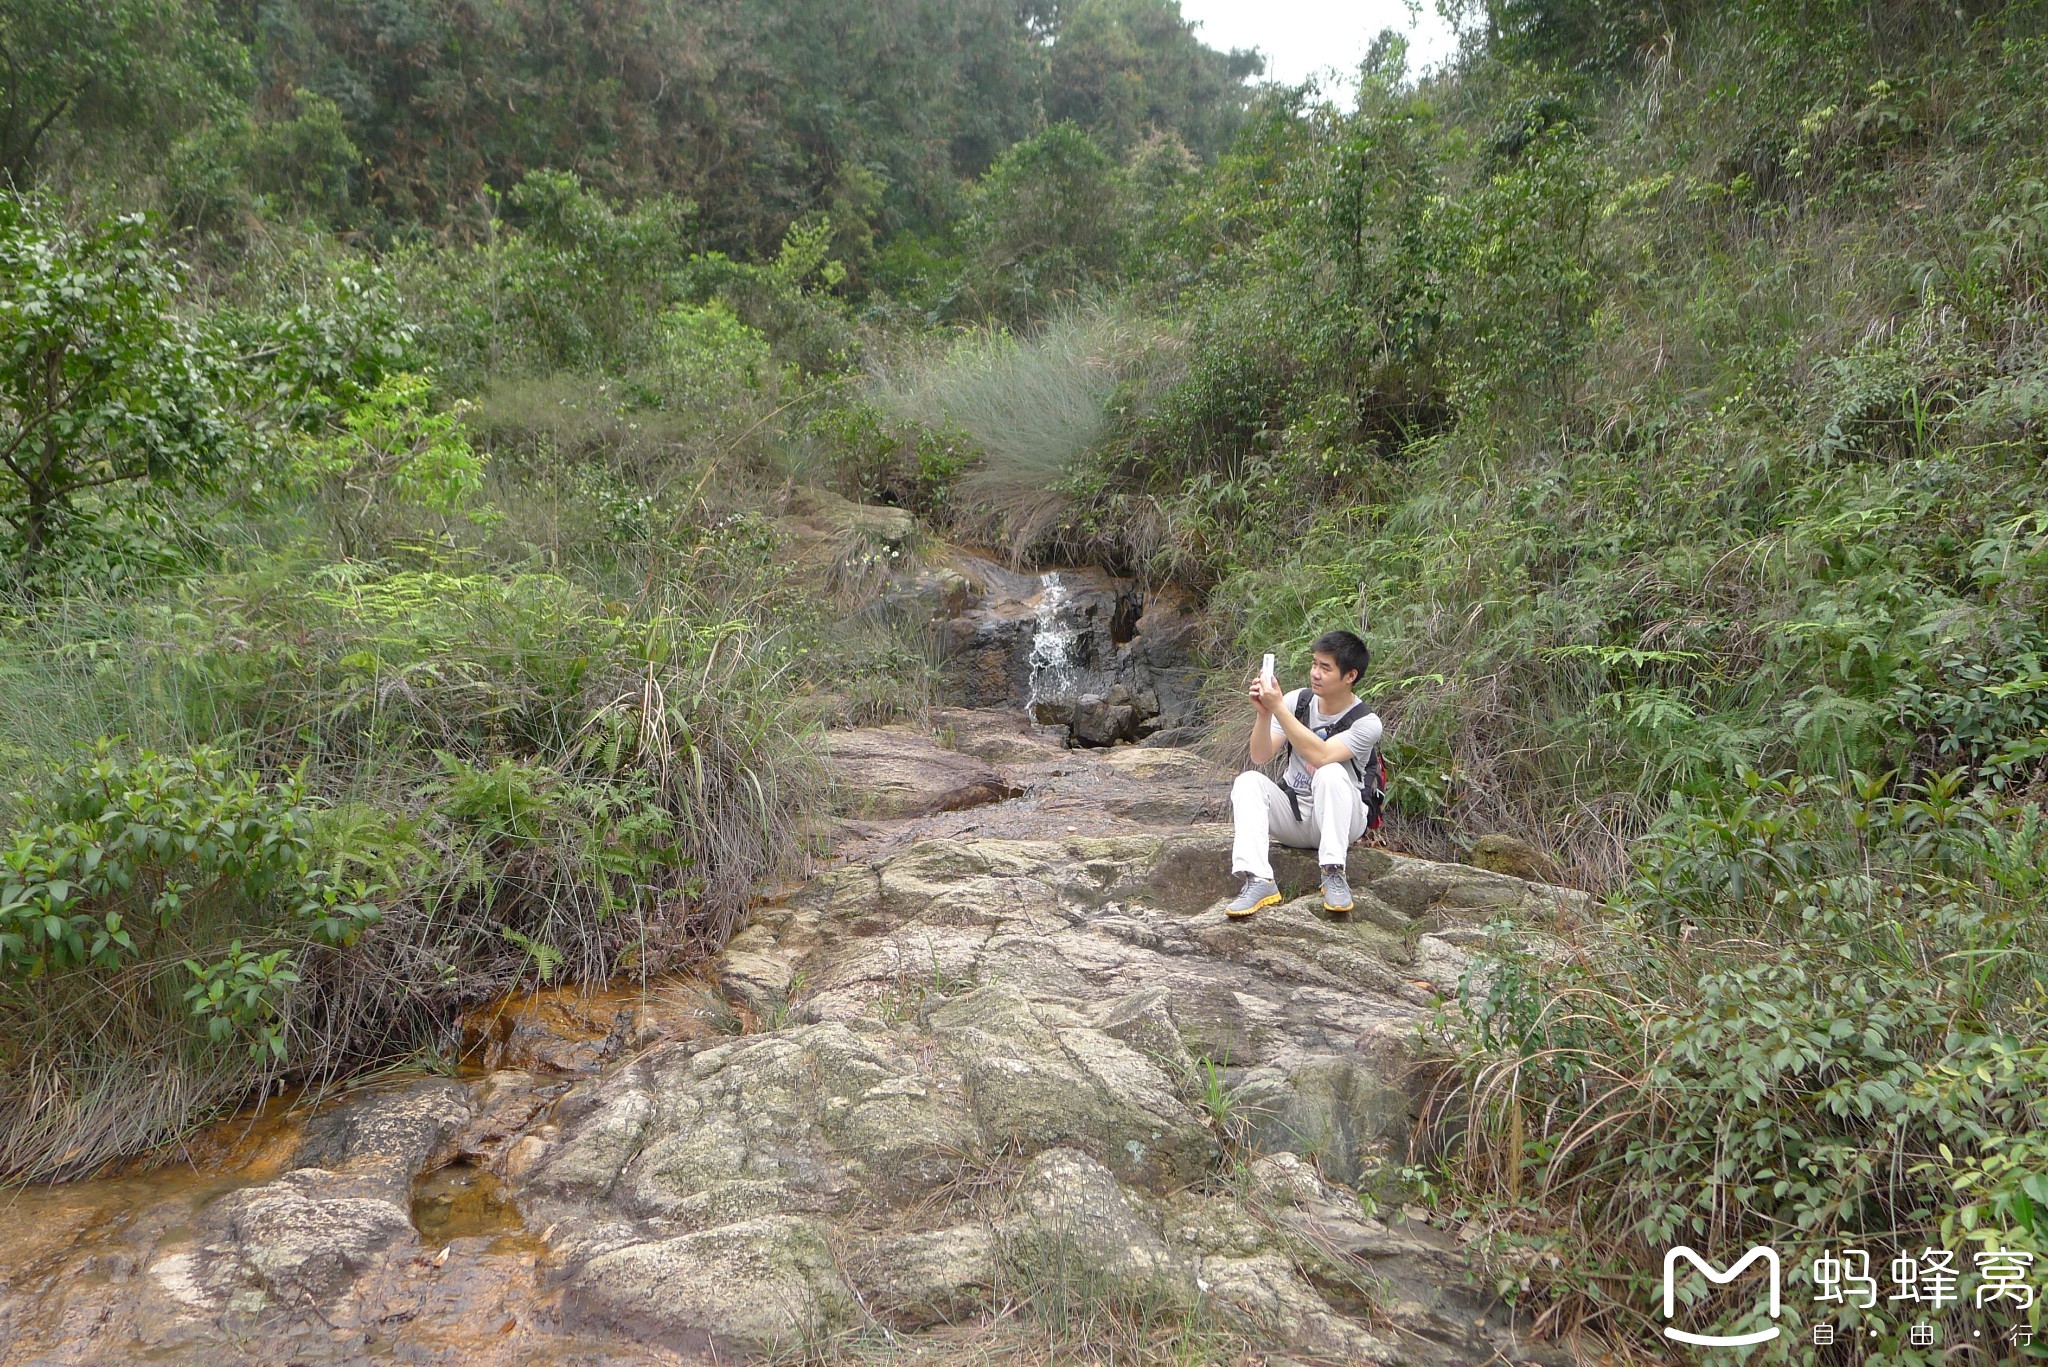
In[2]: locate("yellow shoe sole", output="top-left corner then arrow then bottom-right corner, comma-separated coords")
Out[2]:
1324,897 -> 1354,912
1226,892 -> 1283,918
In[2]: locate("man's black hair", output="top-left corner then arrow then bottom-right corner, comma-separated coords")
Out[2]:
1311,629 -> 1371,685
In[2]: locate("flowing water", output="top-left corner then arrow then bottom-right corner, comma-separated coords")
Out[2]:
1025,571 -> 1081,711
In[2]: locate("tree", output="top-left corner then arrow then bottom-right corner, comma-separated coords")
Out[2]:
1043,0 -> 1262,160
0,196 -> 229,564
961,123 -> 1130,321
0,0 -> 247,182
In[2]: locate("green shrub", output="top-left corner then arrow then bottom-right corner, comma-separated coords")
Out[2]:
289,372 -> 488,555
387,171 -> 695,385
0,489 -> 830,1175
957,123 -> 1131,323
0,742 -> 377,1177
0,194 -> 232,567
168,89 -> 363,230
1429,770 -> 2048,1356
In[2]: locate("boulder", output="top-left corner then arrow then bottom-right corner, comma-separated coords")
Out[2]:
1094,988 -> 1198,1081
171,1080 -> 473,1311
999,1148 -> 1189,1296
1467,833 -> 1561,884
563,1214 -> 855,1354
526,1022 -> 981,1222
1067,694 -> 1140,747
203,1170 -> 417,1302
1231,1053 -> 1415,1187
854,1225 -> 998,1323
929,987 -> 1219,1189
287,1078 -> 474,1196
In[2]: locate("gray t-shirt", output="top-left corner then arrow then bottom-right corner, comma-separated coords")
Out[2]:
1272,688 -> 1384,795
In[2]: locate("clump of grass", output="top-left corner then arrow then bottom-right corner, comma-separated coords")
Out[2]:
997,1246 -> 1243,1367
869,309 -> 1141,561
780,1234 -> 1253,1367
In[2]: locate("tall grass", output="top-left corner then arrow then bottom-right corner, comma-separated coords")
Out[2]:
0,462 -> 835,1178
869,309 -> 1144,561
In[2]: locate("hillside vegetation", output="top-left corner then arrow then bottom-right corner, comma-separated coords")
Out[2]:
3,0 -> 2046,1358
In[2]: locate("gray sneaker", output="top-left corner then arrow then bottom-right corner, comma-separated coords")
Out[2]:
1321,865 -> 1353,912
1226,874 -> 1282,917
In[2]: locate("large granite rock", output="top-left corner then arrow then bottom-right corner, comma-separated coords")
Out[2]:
508,827 -> 1582,1362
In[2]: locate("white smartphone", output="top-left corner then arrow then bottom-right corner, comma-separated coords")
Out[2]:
1261,653 -> 1276,686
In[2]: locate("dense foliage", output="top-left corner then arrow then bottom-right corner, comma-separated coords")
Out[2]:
1439,771 -> 2047,1356
3,0 -> 2046,1358
0,197 -> 228,561
840,2 -> 2048,1356
12,0 -> 1259,266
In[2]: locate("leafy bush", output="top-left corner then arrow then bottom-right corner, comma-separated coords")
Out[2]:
166,88 -> 362,231
0,195 -> 231,565
1428,770 -> 2048,1355
957,124 -> 1131,323
0,742 -> 377,1177
0,465 -> 831,1175
388,170 -> 695,385
0,0 -> 248,182
288,372 -> 488,555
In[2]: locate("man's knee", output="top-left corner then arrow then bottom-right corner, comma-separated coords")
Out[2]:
1232,769 -> 1268,800
1310,764 -> 1352,796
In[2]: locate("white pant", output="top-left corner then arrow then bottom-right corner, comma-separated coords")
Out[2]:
1230,766 -> 1366,880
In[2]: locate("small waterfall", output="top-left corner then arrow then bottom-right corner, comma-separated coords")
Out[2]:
1026,572 -> 1081,711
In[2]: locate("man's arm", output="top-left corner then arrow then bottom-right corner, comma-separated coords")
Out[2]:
1248,679 -> 1280,764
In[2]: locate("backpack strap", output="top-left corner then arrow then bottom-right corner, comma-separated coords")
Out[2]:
1280,696 -> 1379,804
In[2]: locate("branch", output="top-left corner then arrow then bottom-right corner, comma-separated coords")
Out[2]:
50,466 -> 148,497
0,367 -> 108,469
0,42 -> 20,160
11,91 -> 76,174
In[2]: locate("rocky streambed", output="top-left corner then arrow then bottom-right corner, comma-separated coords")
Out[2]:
0,701 -> 1581,1365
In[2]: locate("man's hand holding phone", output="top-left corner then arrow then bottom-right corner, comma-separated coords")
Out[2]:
1248,661 -> 1282,713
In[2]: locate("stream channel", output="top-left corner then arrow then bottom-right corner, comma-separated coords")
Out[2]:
0,558 -> 1569,1366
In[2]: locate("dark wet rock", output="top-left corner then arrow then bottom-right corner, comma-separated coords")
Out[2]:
1066,693 -> 1141,746
938,560 -> 1205,747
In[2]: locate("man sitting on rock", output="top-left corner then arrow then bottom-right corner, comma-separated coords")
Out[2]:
1227,629 -> 1384,916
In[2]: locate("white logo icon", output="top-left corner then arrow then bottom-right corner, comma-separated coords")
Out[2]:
1663,1246 -> 1783,1347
